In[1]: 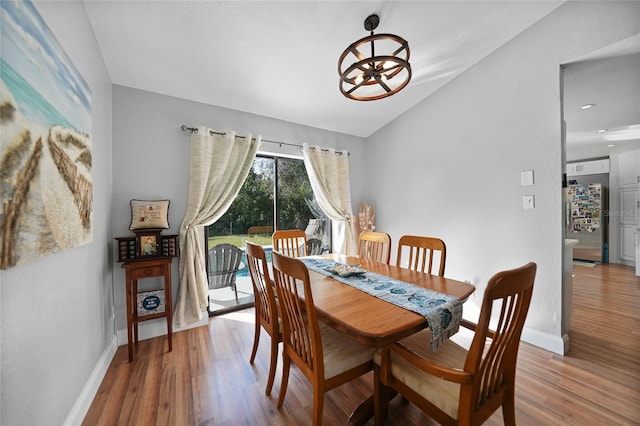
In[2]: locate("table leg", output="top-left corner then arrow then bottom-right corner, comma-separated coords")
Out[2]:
347,390 -> 398,425
346,396 -> 374,426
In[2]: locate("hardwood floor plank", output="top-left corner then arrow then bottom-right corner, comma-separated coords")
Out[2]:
83,263 -> 640,425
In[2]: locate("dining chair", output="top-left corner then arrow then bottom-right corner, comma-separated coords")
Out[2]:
272,229 -> 308,257
358,231 -> 392,264
208,243 -> 244,303
245,242 -> 281,395
271,251 -> 377,425
396,235 -> 446,276
373,262 -> 537,426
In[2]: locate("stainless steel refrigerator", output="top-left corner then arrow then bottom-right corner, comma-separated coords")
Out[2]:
567,182 -> 607,262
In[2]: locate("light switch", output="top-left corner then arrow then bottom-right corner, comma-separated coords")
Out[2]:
521,170 -> 534,186
523,195 -> 535,209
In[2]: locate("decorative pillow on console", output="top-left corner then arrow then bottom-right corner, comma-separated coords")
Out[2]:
129,199 -> 170,230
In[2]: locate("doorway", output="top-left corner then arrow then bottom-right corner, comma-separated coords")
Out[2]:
561,46 -> 640,348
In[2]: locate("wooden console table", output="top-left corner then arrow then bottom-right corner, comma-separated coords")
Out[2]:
121,257 -> 173,362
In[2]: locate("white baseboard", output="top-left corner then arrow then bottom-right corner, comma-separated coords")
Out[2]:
619,259 -> 635,268
115,312 -> 209,347
521,326 -> 567,355
63,334 -> 118,426
65,312 -> 209,426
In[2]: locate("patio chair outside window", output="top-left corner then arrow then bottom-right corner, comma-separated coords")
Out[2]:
208,243 -> 243,303
306,238 -> 323,255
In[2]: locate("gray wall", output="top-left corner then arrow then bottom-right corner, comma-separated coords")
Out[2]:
111,86 -> 366,337
365,1 -> 639,351
1,2 -> 113,425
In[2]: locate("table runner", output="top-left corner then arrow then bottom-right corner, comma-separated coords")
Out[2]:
301,258 -> 462,352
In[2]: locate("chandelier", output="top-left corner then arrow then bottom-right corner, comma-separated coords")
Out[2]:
338,14 -> 412,101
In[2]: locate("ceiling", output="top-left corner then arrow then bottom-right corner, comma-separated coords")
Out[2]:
83,1 -> 564,138
82,1 -> 639,156
563,39 -> 640,159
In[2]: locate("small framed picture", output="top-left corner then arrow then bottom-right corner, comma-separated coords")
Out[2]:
135,230 -> 162,258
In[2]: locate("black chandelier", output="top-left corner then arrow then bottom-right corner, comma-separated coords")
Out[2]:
338,14 -> 412,101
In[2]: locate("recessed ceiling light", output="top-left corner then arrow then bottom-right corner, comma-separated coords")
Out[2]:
579,103 -> 595,110
608,144 -> 616,148
596,129 -> 608,133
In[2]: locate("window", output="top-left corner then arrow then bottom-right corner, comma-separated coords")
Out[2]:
206,155 -> 330,315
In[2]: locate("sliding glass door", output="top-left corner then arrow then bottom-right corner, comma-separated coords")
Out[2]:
206,155 -> 330,315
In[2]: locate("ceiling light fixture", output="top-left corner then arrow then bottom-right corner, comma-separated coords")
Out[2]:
596,129 -> 608,133
579,103 -> 595,110
338,14 -> 412,101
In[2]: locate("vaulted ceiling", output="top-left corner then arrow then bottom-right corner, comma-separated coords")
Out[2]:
82,1 -> 639,157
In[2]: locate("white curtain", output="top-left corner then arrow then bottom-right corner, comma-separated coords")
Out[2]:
302,143 -> 356,255
174,126 -> 261,327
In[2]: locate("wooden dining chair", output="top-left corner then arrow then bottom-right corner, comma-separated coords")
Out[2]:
373,262 -> 537,426
396,235 -> 447,276
271,251 -> 377,425
245,242 -> 281,395
272,229 -> 308,257
358,231 -> 392,264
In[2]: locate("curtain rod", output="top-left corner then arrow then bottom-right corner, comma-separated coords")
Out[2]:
180,125 -> 348,155
180,124 -> 301,149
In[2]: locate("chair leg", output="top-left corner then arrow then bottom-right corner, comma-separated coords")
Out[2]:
312,383 -> 324,426
502,388 -> 516,426
233,283 -> 239,304
249,312 -> 261,364
265,336 -> 278,395
277,355 -> 290,409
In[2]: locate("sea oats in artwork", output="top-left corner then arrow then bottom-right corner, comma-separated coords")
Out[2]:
1,1 -> 92,269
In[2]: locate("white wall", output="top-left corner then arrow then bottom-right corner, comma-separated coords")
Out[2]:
365,1 -> 639,353
111,86 -> 366,336
0,2 -> 113,425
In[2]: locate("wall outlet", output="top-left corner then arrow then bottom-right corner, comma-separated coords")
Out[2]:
523,195 -> 535,209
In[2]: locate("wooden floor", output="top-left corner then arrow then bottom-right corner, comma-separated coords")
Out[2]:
83,263 -> 640,425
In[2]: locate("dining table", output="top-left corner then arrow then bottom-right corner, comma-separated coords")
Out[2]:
300,254 -> 476,425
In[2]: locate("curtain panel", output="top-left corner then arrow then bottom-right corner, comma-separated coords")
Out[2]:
174,127 -> 260,327
302,143 -> 356,255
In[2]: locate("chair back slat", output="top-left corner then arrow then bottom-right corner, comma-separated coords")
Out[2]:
273,229 -> 308,258
396,235 -> 446,276
358,231 -> 392,264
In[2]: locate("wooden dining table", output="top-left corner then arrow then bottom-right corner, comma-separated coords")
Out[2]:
303,254 -> 476,424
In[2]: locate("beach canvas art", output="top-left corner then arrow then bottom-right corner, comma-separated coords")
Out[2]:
1,1 -> 92,269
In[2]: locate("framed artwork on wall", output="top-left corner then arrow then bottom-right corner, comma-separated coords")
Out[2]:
0,1 -> 93,270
